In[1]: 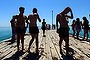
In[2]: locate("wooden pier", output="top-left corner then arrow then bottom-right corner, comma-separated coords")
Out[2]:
0,30 -> 90,60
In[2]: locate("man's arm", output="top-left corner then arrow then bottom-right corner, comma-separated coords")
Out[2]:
37,14 -> 41,22
26,16 -> 31,27
65,9 -> 73,19
38,17 -> 41,22
25,16 -> 29,27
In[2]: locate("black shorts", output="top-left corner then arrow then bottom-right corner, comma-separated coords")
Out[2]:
29,27 -> 39,34
16,27 -> 24,34
58,27 -> 69,37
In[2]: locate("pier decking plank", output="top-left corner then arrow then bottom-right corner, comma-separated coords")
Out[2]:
0,30 -> 90,60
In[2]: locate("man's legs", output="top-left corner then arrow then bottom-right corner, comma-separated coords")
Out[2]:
12,34 -> 15,42
64,36 -> 69,55
11,28 -> 15,43
73,29 -> 75,37
59,37 -> 63,54
29,27 -> 30,33
83,30 -> 85,40
76,31 -> 79,39
43,30 -> 45,36
17,34 -> 20,51
36,34 -> 38,53
86,30 -> 88,40
21,33 -> 24,51
28,35 -> 34,51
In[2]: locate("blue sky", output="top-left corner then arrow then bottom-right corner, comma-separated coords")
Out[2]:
0,0 -> 90,27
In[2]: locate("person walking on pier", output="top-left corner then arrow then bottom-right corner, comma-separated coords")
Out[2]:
42,19 -> 46,37
56,7 -> 73,55
13,7 -> 27,52
71,20 -> 76,37
75,18 -> 82,39
82,17 -> 89,40
27,8 -> 41,53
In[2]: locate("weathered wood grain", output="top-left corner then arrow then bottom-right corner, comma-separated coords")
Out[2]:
0,30 -> 90,60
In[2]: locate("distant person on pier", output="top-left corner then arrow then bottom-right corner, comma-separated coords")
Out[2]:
27,8 -> 41,53
56,7 -> 73,55
53,24 -> 56,29
10,16 -> 17,43
82,17 -> 89,40
71,20 -> 76,37
75,18 -> 82,39
42,19 -> 46,37
13,7 -> 27,52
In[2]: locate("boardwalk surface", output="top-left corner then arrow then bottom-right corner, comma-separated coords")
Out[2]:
0,30 -> 90,60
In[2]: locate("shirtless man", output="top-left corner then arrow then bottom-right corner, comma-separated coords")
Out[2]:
13,7 -> 27,52
56,7 -> 73,55
27,8 -> 41,53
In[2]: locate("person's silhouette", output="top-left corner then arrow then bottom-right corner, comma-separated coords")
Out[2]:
10,16 -> 17,43
27,8 -> 41,53
75,18 -> 82,39
71,20 -> 76,37
82,17 -> 89,40
13,7 -> 27,52
42,19 -> 46,37
56,7 -> 73,55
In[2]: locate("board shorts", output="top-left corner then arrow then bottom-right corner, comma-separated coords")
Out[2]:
16,27 -> 24,34
58,27 -> 69,37
29,27 -> 39,34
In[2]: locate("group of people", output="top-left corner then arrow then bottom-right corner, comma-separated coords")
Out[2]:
56,7 -> 89,56
10,6 -> 89,56
10,7 -> 43,53
71,16 -> 89,40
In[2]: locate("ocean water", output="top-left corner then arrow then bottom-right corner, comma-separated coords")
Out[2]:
0,27 -> 12,41
0,27 -> 29,42
0,26 -> 90,42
